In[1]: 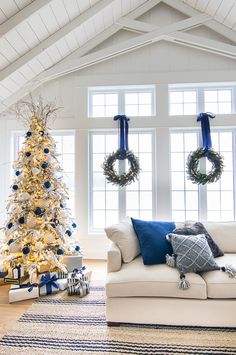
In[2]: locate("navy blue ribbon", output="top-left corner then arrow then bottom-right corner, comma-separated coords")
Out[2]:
72,266 -> 86,278
197,112 -> 215,153
114,115 -> 130,159
39,273 -> 59,294
14,265 -> 22,279
11,282 -> 38,292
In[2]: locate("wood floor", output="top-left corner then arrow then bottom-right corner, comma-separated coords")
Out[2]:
0,259 -> 107,339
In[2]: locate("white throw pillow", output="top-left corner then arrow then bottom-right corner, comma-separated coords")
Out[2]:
104,218 -> 140,263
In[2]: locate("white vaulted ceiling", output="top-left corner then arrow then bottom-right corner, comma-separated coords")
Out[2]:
0,0 -> 236,114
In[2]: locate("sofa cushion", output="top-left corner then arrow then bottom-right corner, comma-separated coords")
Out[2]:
106,256 -> 207,299
105,218 -> 140,263
131,218 -> 175,265
173,222 -> 224,258
167,233 -> 219,275
201,254 -> 236,299
203,222 -> 236,253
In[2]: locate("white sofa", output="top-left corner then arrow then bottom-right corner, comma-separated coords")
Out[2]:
105,221 -> 236,327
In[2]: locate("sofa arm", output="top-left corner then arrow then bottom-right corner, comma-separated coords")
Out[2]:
107,242 -> 122,272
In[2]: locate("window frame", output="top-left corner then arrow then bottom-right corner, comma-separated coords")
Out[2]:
170,128 -> 236,221
88,85 -> 156,118
88,128 -> 157,233
169,83 -> 236,116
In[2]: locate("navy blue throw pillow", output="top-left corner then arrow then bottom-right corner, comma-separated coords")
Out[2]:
131,218 -> 176,265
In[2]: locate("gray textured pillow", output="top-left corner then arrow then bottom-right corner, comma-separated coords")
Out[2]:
167,233 -> 219,275
172,222 -> 224,258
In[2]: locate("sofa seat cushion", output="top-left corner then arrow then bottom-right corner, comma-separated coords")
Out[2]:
106,256 -> 207,299
201,254 -> 236,299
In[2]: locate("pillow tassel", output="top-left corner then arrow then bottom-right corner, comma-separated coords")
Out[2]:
166,253 -> 176,268
221,265 -> 236,278
179,274 -> 190,290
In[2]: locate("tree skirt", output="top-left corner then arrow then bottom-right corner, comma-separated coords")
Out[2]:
0,283 -> 236,355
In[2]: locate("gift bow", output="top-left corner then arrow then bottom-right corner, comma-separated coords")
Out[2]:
71,266 -> 86,278
11,282 -> 38,293
39,273 -> 59,294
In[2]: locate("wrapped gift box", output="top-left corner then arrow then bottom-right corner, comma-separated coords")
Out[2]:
57,278 -> 68,291
9,284 -> 39,303
4,275 -> 27,285
57,271 -> 68,279
67,280 -> 90,297
68,267 -> 92,285
39,272 -> 60,296
62,255 -> 82,272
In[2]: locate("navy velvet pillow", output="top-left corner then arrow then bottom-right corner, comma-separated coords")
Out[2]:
131,218 -> 176,265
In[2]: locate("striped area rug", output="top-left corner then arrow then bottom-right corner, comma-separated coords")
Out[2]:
0,283 -> 236,355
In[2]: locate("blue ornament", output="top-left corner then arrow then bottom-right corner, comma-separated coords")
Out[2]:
44,181 -> 51,189
72,223 -> 77,228
18,217 -> 25,224
15,171 -> 21,176
7,222 -> 13,229
7,239 -> 14,245
60,203 -> 64,208
57,249 -> 64,255
39,130 -> 45,136
26,131 -> 32,137
25,152 -> 31,157
22,246 -> 30,255
75,245 -> 80,252
66,230 -> 72,237
41,162 -> 48,169
44,148 -> 49,154
34,207 -> 42,216
12,184 -> 19,191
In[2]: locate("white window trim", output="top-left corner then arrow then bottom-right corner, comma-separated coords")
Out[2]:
88,85 -> 156,118
88,128 -> 157,233
169,83 -> 236,116
170,128 -> 236,221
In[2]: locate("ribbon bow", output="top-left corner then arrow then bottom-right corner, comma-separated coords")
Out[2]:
71,266 -> 86,278
197,112 -> 215,154
39,273 -> 59,294
114,115 -> 130,159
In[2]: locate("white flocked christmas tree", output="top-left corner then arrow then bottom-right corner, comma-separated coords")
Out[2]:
0,98 -> 80,282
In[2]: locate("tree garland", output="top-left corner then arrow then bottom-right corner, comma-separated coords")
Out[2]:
102,149 -> 140,187
186,148 -> 224,185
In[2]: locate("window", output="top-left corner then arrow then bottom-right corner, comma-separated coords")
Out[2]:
169,83 -> 235,115
88,86 -> 155,118
170,130 -> 235,221
13,131 -> 75,217
169,90 -> 197,116
89,130 -> 156,231
204,89 -> 232,114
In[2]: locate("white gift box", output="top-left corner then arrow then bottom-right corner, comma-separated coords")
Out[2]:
62,255 -> 82,272
57,278 -> 68,291
39,272 -> 60,296
9,284 -> 39,303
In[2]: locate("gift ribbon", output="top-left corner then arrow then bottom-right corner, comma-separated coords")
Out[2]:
39,273 -> 59,294
13,265 -> 22,279
114,115 -> 130,159
11,282 -> 38,292
71,266 -> 86,278
197,112 -> 215,154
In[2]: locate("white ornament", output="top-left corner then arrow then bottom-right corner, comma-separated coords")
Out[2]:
32,167 -> 41,175
9,241 -> 21,253
20,192 -> 31,201
27,216 -> 37,228
35,241 -> 43,251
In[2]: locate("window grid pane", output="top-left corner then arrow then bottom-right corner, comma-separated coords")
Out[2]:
169,90 -> 197,116
204,89 -> 232,114
170,132 -> 199,221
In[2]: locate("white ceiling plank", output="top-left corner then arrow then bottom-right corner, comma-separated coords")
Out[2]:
0,0 -> 115,82
45,44 -> 63,65
77,0 -> 91,14
166,30 -> 236,59
50,0 -> 70,28
0,1 -> 19,19
16,21 -> 40,49
39,13 -> 211,81
0,9 -> 7,25
0,84 -> 13,98
205,0 -> 222,16
0,0 -> 52,37
0,53 -> 10,69
1,76 -> 20,92
39,5 -> 60,35
196,0 -> 209,12
224,4 -> 236,29
14,0 -> 32,10
63,0 -> 80,21
9,70 -> 28,86
19,63 -> 37,80
116,17 -> 157,33
83,18 -> 97,40
37,51 -> 54,70
27,13 -> 50,42
27,57 -> 44,75
214,0 -> 235,24
163,0 -> 236,43
55,38 -> 71,57
5,28 -> 30,54
0,37 -> 18,62
64,32 -> 79,52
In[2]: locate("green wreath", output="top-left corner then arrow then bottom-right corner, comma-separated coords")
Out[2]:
102,149 -> 140,187
186,148 -> 224,185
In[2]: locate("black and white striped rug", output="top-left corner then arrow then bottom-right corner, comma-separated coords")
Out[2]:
0,283 -> 236,355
